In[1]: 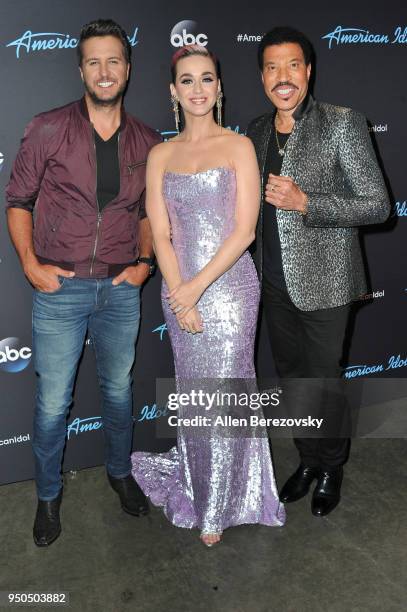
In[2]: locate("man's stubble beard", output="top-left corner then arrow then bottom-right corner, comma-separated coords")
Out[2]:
84,81 -> 127,108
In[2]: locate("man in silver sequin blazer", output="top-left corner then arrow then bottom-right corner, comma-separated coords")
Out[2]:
247,27 -> 389,517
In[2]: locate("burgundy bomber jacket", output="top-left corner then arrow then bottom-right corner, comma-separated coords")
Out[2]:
6,98 -> 161,277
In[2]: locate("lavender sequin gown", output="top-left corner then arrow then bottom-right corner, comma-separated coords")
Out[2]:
132,167 -> 285,533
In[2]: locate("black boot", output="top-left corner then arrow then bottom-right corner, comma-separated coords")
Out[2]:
33,490 -> 62,547
311,467 -> 343,517
279,464 -> 320,503
108,473 -> 149,516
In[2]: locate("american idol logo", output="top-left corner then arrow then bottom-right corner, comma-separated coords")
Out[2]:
343,354 -> 407,378
0,433 -> 31,447
227,125 -> 244,135
0,152 -> 4,173
368,124 -> 388,133
322,26 -> 407,49
160,130 -> 178,142
67,416 -> 103,439
153,323 -> 168,340
138,404 -> 170,421
394,201 -> 407,217
6,27 -> 139,59
170,20 -> 208,48
358,289 -> 384,301
0,337 -> 32,373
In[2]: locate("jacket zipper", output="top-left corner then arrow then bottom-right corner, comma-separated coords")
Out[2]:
90,126 -> 101,276
89,212 -> 102,276
89,129 -> 121,276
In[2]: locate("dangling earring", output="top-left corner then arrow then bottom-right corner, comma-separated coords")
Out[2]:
171,95 -> 180,134
216,90 -> 223,126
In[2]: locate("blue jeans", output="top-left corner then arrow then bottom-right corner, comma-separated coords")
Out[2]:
32,276 -> 140,500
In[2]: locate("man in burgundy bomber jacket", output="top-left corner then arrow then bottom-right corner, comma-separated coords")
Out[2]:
6,19 -> 161,547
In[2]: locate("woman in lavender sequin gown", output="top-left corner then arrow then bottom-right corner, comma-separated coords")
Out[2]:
132,46 -> 285,545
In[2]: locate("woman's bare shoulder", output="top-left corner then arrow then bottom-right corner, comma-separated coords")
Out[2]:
221,130 -> 256,158
148,140 -> 178,166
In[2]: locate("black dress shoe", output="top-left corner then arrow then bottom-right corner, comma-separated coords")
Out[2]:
279,464 -> 320,503
311,467 -> 343,517
33,490 -> 62,547
108,473 -> 149,516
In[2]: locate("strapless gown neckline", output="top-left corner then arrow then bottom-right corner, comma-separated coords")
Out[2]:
163,166 -> 235,178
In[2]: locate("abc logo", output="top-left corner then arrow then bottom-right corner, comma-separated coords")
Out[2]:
170,20 -> 208,48
0,337 -> 32,373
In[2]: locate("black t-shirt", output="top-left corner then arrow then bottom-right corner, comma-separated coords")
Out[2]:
94,127 -> 120,211
262,129 -> 290,290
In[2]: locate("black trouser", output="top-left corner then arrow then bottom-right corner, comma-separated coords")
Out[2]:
262,278 -> 351,470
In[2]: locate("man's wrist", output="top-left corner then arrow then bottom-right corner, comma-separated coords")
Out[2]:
137,255 -> 155,264
22,248 -> 38,272
299,192 -> 308,215
136,256 -> 156,276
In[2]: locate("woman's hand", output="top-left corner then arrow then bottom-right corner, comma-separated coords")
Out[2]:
177,307 -> 204,334
166,279 -> 204,316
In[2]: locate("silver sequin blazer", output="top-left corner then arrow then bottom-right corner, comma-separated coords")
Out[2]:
247,96 -> 390,311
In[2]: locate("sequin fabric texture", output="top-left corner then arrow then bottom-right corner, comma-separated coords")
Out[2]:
247,99 -> 390,311
132,167 -> 285,534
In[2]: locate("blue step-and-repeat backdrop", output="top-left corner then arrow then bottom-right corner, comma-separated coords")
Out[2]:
0,0 -> 406,484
